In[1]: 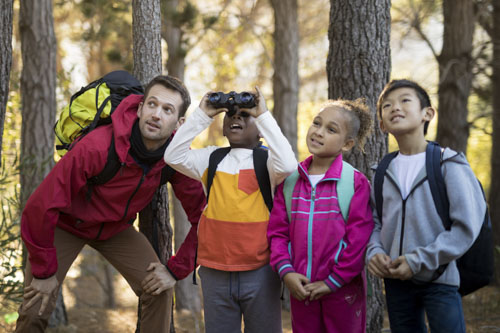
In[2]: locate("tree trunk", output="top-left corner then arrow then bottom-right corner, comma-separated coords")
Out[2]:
0,0 -> 13,164
161,0 -> 201,319
270,0 -> 299,156
47,290 -> 68,328
490,0 -> 500,284
269,0 -> 299,311
173,196 -> 201,315
132,1 -> 175,331
435,0 -> 475,154
19,0 -> 65,327
327,1 -> 391,332
133,0 -> 162,86
103,261 -> 116,309
163,0 -> 185,80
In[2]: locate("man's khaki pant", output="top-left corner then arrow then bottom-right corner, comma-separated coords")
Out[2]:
15,226 -> 173,332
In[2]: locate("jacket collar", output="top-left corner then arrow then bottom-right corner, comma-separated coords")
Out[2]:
297,154 -> 344,181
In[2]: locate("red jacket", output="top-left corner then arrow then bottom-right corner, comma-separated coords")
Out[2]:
21,94 -> 205,279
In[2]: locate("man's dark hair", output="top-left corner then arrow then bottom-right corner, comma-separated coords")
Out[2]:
144,75 -> 191,118
377,79 -> 432,135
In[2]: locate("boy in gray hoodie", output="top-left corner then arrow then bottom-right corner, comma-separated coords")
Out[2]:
366,79 -> 486,333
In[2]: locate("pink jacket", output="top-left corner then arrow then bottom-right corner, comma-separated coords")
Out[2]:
267,154 -> 374,292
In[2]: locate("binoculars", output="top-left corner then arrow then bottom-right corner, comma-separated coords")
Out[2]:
207,91 -> 256,117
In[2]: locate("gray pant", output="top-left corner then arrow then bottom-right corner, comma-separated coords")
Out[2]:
199,265 -> 282,333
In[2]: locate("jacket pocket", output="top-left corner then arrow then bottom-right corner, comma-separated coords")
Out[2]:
238,169 -> 259,195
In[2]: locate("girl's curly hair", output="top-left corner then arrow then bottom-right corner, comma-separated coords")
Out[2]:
321,98 -> 373,152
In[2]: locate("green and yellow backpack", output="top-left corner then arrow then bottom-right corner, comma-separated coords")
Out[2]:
54,70 -> 144,157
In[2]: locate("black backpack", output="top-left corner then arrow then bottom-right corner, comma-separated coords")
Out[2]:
206,146 -> 273,212
374,141 -> 494,296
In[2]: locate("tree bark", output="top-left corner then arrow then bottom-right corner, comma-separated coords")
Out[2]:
490,0 -> 500,284
19,0 -> 66,327
133,0 -> 162,86
163,0 -> 186,80
132,1 -> 175,331
270,0 -> 299,156
173,196 -> 201,314
327,1 -> 391,332
0,0 -> 13,164
436,0 -> 475,153
269,0 -> 299,311
161,0 -> 202,318
19,0 -> 57,205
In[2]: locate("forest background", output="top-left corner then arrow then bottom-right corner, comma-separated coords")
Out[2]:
1,0 -> 499,332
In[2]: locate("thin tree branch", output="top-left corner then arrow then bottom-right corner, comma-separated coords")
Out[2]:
469,111 -> 493,125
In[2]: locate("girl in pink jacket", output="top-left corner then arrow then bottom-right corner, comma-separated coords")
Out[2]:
268,99 -> 374,333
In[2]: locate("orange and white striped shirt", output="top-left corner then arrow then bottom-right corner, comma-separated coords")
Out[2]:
164,107 -> 297,271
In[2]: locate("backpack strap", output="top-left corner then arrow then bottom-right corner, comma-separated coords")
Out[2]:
68,78 -> 103,130
160,164 -> 176,185
206,147 -> 231,203
283,170 -> 300,222
425,141 -> 450,228
283,161 -> 355,224
374,151 -> 399,220
86,136 -> 122,201
253,147 -> 273,212
86,135 -> 174,201
206,146 -> 273,212
87,82 -> 112,133
425,141 -> 452,280
337,161 -> 355,222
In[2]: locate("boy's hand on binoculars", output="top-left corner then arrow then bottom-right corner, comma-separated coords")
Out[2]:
254,86 -> 268,117
200,92 -> 227,118
240,86 -> 268,118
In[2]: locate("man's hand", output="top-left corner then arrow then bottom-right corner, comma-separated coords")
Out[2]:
388,256 -> 414,280
283,272 -> 310,301
368,253 -> 392,278
141,262 -> 176,295
23,275 -> 59,315
199,92 -> 227,118
304,281 -> 331,301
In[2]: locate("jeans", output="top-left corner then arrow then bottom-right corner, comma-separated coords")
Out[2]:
384,278 -> 465,333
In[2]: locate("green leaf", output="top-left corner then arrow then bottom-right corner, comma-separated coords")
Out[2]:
4,312 -> 19,324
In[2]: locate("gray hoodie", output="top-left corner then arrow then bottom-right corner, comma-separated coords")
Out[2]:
366,147 -> 486,287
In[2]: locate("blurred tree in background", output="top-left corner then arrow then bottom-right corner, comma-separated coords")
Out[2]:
1,0 -> 499,332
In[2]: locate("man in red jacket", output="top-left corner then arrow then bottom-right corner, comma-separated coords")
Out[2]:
15,75 -> 205,333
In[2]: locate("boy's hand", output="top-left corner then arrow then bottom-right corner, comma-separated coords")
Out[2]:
304,281 -> 332,301
368,253 -> 392,278
141,262 -> 176,295
388,256 -> 414,280
240,86 -> 268,118
199,92 -> 227,118
23,275 -> 59,315
283,272 -> 311,301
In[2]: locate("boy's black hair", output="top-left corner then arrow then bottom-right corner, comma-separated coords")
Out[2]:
377,79 -> 432,135
144,75 -> 191,118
